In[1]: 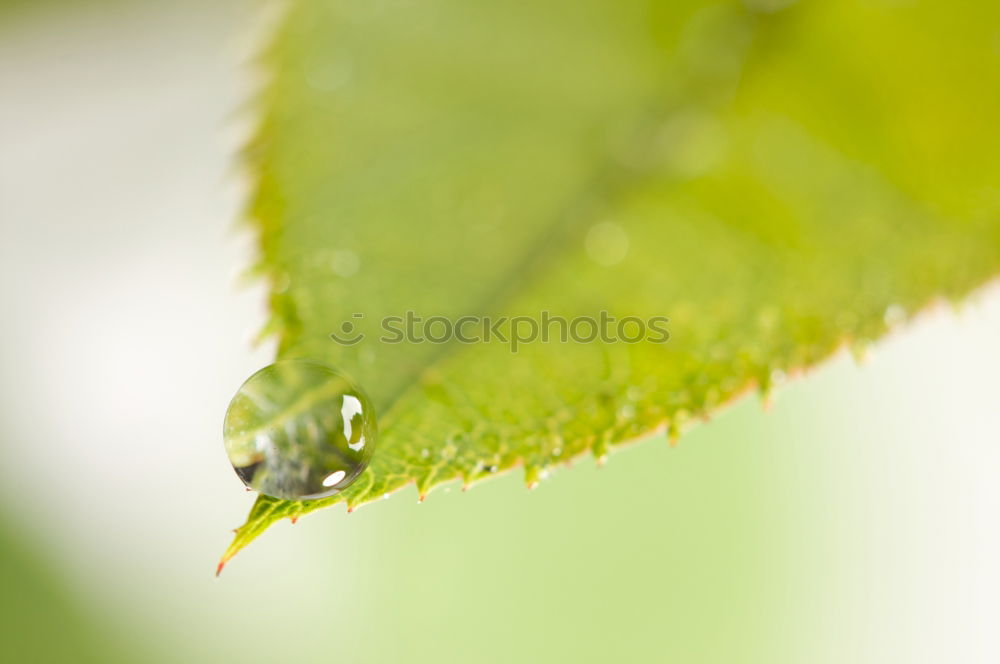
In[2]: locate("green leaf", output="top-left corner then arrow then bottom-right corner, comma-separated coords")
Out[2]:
221,0 -> 1000,569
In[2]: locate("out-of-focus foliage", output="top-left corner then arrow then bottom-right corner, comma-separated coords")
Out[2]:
0,519 -> 135,662
0,0 -> 129,17
223,0 -> 1000,566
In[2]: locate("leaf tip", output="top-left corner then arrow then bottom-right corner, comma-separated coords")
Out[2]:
592,439 -> 610,467
667,421 -> 681,447
850,339 -> 871,365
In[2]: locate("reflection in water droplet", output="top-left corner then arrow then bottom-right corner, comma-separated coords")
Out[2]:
322,470 -> 347,487
224,360 -> 377,500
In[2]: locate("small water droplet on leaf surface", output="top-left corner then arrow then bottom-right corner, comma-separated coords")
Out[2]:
223,360 -> 376,500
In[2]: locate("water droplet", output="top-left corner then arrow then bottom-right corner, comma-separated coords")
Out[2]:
224,359 -> 377,500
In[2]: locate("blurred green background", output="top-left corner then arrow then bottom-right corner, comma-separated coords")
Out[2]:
1,1 -> 999,662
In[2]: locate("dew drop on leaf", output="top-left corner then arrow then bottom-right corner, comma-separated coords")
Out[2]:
223,359 -> 376,500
